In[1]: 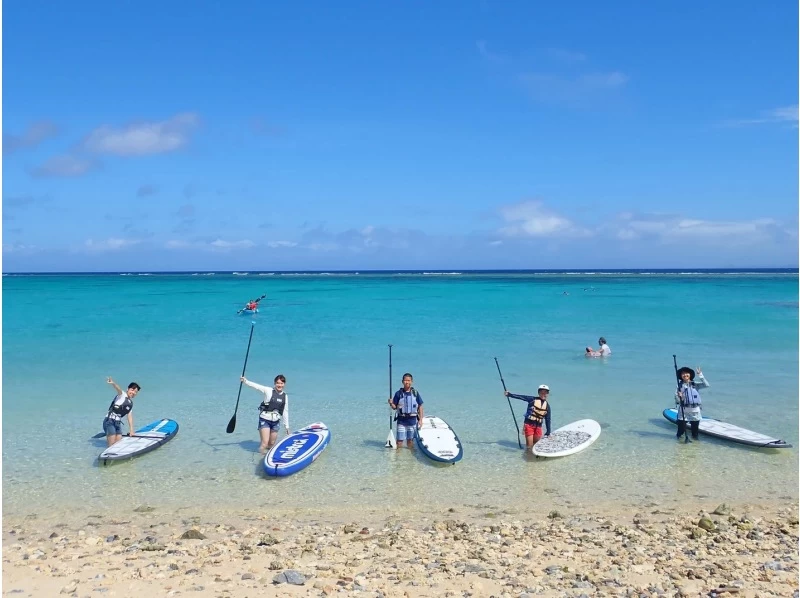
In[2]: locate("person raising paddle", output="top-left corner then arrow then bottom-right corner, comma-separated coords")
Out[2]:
675,366 -> 709,441
102,377 -> 141,447
388,373 -> 424,449
240,374 -> 290,453
504,384 -> 552,452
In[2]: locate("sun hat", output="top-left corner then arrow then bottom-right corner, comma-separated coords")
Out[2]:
538,384 -> 550,391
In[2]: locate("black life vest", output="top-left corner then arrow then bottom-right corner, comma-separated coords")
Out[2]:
106,394 -> 133,420
259,389 -> 286,415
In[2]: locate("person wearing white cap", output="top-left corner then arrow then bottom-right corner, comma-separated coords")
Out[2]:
504,384 -> 552,451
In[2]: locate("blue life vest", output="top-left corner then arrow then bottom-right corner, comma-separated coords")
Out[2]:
396,388 -> 420,417
678,383 -> 701,407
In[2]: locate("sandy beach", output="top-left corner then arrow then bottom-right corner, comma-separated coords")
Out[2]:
3,499 -> 797,598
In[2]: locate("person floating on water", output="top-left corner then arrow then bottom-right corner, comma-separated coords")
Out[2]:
585,337 -> 611,357
388,373 -> 424,449
675,366 -> 709,441
504,384 -> 552,452
102,377 -> 141,447
241,374 -> 290,453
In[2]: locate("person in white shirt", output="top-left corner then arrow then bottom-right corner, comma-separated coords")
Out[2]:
240,374 -> 290,453
585,337 -> 611,358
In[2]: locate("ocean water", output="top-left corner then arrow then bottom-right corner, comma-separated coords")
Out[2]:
2,270 -> 798,517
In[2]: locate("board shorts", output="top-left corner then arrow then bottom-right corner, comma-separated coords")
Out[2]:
103,417 -> 123,436
396,421 -> 418,441
523,423 -> 544,439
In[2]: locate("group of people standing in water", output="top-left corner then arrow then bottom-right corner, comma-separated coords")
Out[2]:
100,333 -> 709,451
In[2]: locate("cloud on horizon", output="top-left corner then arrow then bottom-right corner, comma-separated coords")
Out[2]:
3,200 -> 796,268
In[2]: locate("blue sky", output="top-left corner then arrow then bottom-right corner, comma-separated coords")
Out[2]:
2,0 -> 797,271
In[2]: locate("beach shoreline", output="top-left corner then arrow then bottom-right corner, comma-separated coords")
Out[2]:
4,498 -> 797,597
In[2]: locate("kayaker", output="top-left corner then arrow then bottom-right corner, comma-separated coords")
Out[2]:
388,373 -> 425,449
675,366 -> 710,440
102,377 -> 141,447
504,384 -> 552,452
240,374 -> 290,453
246,300 -> 258,310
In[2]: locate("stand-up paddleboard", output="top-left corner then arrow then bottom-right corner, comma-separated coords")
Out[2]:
263,422 -> 331,477
662,408 -> 791,448
98,419 -> 179,465
415,416 -> 463,464
533,419 -> 601,458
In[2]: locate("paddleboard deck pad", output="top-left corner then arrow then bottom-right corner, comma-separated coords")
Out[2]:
99,418 -> 179,464
662,408 -> 791,448
533,419 -> 602,458
263,422 -> 331,477
415,416 -> 463,463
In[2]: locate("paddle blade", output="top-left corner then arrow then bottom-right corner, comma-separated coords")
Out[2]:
226,414 -> 237,434
385,429 -> 396,449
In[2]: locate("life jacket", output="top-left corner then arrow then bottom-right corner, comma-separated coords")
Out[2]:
106,394 -> 133,421
524,398 -> 548,427
678,383 -> 702,407
395,388 -> 420,417
259,389 -> 286,419
247,302 -> 257,310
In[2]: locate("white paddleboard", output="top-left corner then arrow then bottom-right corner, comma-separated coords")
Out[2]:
98,418 -> 179,465
415,416 -> 463,463
662,408 -> 791,448
532,419 -> 601,458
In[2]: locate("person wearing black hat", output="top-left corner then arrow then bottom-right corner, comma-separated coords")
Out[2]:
675,366 -> 710,440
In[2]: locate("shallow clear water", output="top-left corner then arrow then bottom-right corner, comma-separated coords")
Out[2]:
3,271 -> 797,516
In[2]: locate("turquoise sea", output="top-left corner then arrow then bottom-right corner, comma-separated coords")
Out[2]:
2,270 -> 798,517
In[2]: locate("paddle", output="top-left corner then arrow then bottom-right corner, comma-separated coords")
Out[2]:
226,322 -> 256,433
237,293 -> 267,314
385,344 -> 396,449
673,354 -> 690,444
494,357 -> 522,449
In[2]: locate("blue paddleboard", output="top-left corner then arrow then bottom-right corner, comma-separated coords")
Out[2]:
263,422 -> 331,477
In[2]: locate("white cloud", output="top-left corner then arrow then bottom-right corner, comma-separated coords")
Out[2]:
612,213 -> 788,245
165,240 -> 191,249
210,239 -> 256,250
721,105 -> 799,128
3,120 -> 59,154
518,71 -> 628,103
498,200 -> 592,238
31,154 -> 98,177
2,242 -> 36,253
83,112 -> 199,156
83,238 -> 142,252
267,240 -> 298,248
